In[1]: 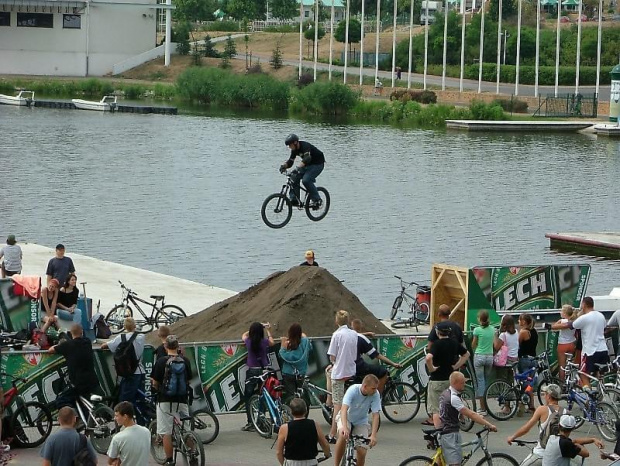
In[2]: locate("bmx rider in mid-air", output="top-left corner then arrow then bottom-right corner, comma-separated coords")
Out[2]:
280,134 -> 325,208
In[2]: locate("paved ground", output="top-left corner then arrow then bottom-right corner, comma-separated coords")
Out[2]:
7,409 -> 611,465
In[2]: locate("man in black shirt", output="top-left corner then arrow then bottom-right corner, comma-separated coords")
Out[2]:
426,326 -> 469,428
426,304 -> 464,349
280,134 -> 325,207
48,323 -> 100,409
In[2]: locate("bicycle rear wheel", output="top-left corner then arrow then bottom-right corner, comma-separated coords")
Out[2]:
459,386 -> 476,432
391,319 -> 413,330
9,401 -> 53,448
105,305 -> 133,334
414,302 -> 430,323
484,380 -> 518,421
475,453 -> 519,466
191,408 -> 220,444
180,430 -> 206,466
399,455 -> 433,466
261,194 -> 292,229
149,420 -> 166,465
390,295 -> 403,320
305,187 -> 330,222
382,381 -> 420,423
595,401 -> 620,441
155,304 -> 187,328
88,405 -> 118,454
249,395 -> 273,438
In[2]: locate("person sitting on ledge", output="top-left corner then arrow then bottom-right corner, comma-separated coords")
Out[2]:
40,278 -> 60,332
56,273 -> 83,325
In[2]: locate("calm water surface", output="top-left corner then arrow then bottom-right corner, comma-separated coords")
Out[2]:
1,106 -> 619,317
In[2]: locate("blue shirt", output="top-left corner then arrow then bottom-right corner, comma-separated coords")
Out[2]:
279,337 -> 311,375
40,428 -> 97,466
342,384 -> 381,426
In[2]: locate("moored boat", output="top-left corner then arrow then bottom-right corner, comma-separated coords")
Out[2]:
0,90 -> 35,107
72,95 -> 117,112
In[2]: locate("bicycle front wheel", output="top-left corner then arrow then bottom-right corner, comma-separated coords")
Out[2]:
475,452 -> 519,466
305,187 -> 330,222
105,304 -> 133,334
249,395 -> 273,438
459,386 -> 477,432
391,319 -> 413,330
595,401 -> 620,441
382,381 -> 420,423
390,295 -> 403,320
180,430 -> 206,466
155,304 -> 187,328
484,380 -> 518,421
88,405 -> 118,454
149,420 -> 166,465
399,455 -> 433,466
261,194 -> 292,229
191,408 -> 220,444
10,401 -> 53,448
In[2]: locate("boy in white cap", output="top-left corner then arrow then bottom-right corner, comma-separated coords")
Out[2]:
542,414 -> 604,466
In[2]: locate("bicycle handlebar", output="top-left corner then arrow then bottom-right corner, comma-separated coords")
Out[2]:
245,369 -> 277,385
514,440 -> 539,447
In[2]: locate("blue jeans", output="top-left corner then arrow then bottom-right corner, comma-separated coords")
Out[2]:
57,308 -> 82,325
119,373 -> 145,405
474,354 -> 494,398
290,163 -> 324,203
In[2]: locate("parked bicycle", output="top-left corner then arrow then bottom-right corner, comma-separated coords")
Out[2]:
399,427 -> 518,466
379,369 -> 421,424
390,276 -> 431,330
291,370 -> 335,425
105,280 -> 186,334
261,169 -> 330,229
190,406 -> 220,445
1,372 -> 53,448
105,385 -> 156,428
150,413 -> 205,466
246,369 -> 293,439
340,434 -> 371,466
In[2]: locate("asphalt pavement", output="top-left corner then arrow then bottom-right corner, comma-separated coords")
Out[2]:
9,409 -> 612,465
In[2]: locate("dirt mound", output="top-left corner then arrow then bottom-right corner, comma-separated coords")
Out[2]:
160,266 -> 392,342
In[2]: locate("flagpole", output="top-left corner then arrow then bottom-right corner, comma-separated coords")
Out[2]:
329,0 -> 335,80
314,0 -> 319,81
408,0 -> 415,88
459,0 -> 465,92
496,0 -> 502,94
477,0 -> 485,93
442,0 -> 448,90
554,0 -> 560,96
299,0 -> 304,78
424,0 -> 430,89
360,0 -> 365,85
375,0 -> 381,84
344,0 -> 351,83
575,0 -> 583,94
515,0 -> 522,96
535,0 -> 540,97
595,0 -> 602,97
391,0 -> 398,88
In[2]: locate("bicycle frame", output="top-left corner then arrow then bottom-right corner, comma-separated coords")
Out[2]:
76,394 -> 100,427
278,173 -> 310,206
258,386 -> 285,430
430,429 -> 487,466
122,290 -> 161,321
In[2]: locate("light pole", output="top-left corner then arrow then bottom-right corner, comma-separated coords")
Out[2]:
502,30 -> 509,65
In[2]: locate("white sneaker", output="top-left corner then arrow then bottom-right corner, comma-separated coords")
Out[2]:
0,444 -> 10,453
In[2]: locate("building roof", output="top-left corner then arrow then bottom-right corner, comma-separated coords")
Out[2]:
298,0 -> 345,7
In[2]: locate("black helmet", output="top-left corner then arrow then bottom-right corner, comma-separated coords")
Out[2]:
285,133 -> 299,146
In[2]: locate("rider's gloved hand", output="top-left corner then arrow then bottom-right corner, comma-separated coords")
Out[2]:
279,164 -> 287,174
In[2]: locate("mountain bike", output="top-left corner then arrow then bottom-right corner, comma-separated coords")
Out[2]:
150,413 -> 205,466
1,372 -> 53,448
380,370 -> 421,423
247,369 -> 293,439
261,169 -> 330,229
340,434 -> 371,466
291,370 -> 335,425
399,427 -> 518,466
105,280 -> 187,334
190,407 -> 220,445
390,276 -> 431,330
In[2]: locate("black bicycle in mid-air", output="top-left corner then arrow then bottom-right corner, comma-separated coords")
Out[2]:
261,169 -> 330,228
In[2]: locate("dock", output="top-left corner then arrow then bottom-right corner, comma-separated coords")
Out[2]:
14,243 -> 236,317
32,100 -> 177,115
546,232 -> 620,259
446,120 -> 594,132
594,123 -> 620,137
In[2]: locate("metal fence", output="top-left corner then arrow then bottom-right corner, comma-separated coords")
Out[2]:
540,93 -> 598,118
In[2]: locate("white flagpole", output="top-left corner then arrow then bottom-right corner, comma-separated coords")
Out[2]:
477,0 -> 485,93
554,0 -> 560,96
408,0 -> 414,88
329,0 -> 335,80
595,0 -> 602,96
344,0 -> 351,83
441,0 -> 448,90
515,0 -> 522,95
496,0 -> 502,94
459,0 -> 465,92
314,0 -> 319,81
575,0 -> 583,94
360,0 -> 366,85
424,0 -> 429,89
534,0 -> 540,97
391,0 -> 398,88
375,0 -> 381,83
299,0 -> 304,78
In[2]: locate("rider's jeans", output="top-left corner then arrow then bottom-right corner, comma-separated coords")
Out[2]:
290,164 -> 324,202
119,373 -> 145,408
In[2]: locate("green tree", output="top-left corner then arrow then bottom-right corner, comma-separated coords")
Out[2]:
223,34 -> 238,58
203,35 -> 220,58
334,18 -> 362,45
270,36 -> 284,69
227,0 -> 266,20
173,21 -> 191,55
270,0 -> 298,20
303,20 -> 326,58
489,0 -> 516,21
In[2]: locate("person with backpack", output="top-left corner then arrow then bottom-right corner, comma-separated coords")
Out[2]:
506,384 -> 564,465
100,318 -> 145,410
40,406 -> 97,466
150,335 -> 192,466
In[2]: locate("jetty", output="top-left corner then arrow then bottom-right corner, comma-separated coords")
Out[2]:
32,100 -> 177,115
546,232 -> 620,259
594,123 -> 620,137
14,243 -> 236,317
446,120 -> 594,132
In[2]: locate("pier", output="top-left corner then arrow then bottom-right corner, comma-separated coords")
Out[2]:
32,100 -> 177,114
546,232 -> 620,259
446,120 -> 595,132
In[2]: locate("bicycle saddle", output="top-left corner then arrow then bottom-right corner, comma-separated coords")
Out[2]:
90,394 -> 103,402
422,428 -> 443,435
179,415 -> 193,422
150,295 -> 165,300
594,363 -> 609,373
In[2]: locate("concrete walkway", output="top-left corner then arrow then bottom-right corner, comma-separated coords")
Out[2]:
15,243 -> 236,317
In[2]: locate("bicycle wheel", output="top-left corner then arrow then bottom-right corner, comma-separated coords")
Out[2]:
88,405 -> 118,454
321,403 -> 333,425
537,377 -> 563,405
180,430 -> 206,466
399,455 -> 433,466
484,380 -> 518,421
305,187 -> 330,222
414,302 -> 430,323
249,395 -> 273,438
261,194 -> 292,229
191,408 -> 220,445
105,304 -> 133,334
155,304 -> 187,329
460,387 -> 477,432
149,420 -> 166,465
391,319 -> 413,330
390,295 -> 403,320
382,381 -> 420,423
595,401 -> 620,441
475,452 -> 519,466
9,401 -> 53,448
602,386 -> 620,405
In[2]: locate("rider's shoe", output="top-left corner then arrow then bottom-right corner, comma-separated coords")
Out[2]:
309,199 -> 322,210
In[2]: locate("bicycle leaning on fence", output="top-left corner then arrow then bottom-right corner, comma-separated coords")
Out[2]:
105,280 -> 187,334
150,413 -> 205,466
389,276 -> 431,330
291,369 -> 335,425
246,369 -> 293,439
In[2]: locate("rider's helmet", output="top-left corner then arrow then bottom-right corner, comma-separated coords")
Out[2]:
285,133 -> 299,146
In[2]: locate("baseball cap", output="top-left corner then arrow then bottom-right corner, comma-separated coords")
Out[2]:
559,414 -> 577,429
435,322 -> 452,336
541,384 -> 561,400
305,250 -> 314,258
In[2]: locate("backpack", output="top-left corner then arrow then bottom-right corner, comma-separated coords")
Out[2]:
113,333 -> 139,378
73,433 -> 96,466
162,355 -> 187,398
31,329 -> 50,350
93,314 -> 111,339
539,405 -> 561,448
264,375 -> 282,400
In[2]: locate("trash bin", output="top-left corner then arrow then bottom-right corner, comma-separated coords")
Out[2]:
610,63 -> 620,122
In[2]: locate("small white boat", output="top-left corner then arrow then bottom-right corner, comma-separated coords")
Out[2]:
0,90 -> 35,107
72,95 -> 117,112
594,123 -> 620,137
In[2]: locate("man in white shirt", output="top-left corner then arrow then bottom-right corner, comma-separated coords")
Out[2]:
570,296 -> 609,386
107,401 -> 150,466
325,310 -> 358,443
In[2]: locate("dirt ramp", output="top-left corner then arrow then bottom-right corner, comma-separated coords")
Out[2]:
162,266 -> 392,342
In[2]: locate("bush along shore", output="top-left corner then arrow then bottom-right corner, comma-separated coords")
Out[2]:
0,70 -> 509,127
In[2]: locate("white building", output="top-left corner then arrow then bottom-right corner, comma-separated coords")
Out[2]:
299,0 -> 345,22
0,0 -> 173,76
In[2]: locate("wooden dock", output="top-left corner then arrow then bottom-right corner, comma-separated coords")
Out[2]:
446,120 -> 594,132
546,232 -> 620,259
33,100 -> 177,115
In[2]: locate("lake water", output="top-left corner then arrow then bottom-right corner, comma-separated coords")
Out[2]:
1,106 -> 619,318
